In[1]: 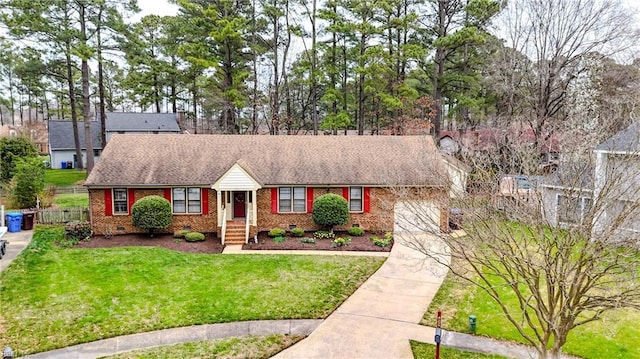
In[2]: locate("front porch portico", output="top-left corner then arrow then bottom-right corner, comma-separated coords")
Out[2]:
212,162 -> 262,244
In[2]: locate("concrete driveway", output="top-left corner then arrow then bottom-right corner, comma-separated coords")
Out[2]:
272,232 -> 450,359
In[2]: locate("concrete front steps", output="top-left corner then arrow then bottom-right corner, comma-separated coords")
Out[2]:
224,221 -> 246,245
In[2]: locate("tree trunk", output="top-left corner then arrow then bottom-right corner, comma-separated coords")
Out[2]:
80,4 -> 94,174
311,0 -> 318,135
97,8 -> 107,149
65,43 -> 83,170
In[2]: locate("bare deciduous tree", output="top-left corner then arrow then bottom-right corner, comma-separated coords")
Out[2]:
489,0 -> 639,148
396,143 -> 640,358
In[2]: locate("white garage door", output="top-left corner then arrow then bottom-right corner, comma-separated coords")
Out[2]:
394,201 -> 441,233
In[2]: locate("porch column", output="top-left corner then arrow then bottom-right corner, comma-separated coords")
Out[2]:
216,190 -> 222,226
252,190 -> 258,226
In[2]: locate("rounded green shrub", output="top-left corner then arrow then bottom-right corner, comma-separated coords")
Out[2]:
290,227 -> 305,237
185,231 -> 206,242
131,195 -> 172,235
348,226 -> 364,236
312,193 -> 349,230
268,228 -> 286,237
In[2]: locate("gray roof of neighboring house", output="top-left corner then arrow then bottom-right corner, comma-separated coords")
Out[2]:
48,121 -> 103,150
85,134 -> 448,187
540,162 -> 594,190
105,112 -> 181,132
596,121 -> 640,153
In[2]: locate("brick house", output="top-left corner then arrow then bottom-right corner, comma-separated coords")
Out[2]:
84,134 -> 450,243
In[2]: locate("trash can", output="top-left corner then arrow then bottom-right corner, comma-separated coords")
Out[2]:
61,161 -> 67,169
22,211 -> 35,230
6,213 -> 23,233
66,161 -> 73,169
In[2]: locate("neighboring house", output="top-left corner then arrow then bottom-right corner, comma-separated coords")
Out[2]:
441,154 -> 469,199
0,122 -> 49,154
540,121 -> 640,242
440,127 -> 560,173
104,112 -> 181,142
48,121 -> 102,169
49,113 -> 182,169
84,134 -> 451,243
593,121 -> 640,240
540,162 -> 593,227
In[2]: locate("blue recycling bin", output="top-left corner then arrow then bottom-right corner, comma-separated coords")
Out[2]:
6,213 -> 23,233
61,161 -> 67,169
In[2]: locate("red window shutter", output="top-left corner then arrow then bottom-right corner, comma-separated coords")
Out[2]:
202,189 -> 209,214
306,187 -> 314,213
104,188 -> 113,216
271,188 -> 278,213
364,187 -> 371,213
128,188 -> 135,213
342,187 -> 349,200
164,188 -> 172,201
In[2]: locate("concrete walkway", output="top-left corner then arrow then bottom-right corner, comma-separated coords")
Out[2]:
21,320 -> 322,359
3,231 -> 564,359
0,229 -> 33,272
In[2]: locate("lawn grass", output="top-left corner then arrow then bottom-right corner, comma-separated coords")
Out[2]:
411,340 -> 509,359
103,334 -> 303,359
0,226 -> 385,355
44,169 -> 86,187
53,193 -> 89,208
423,270 -> 640,359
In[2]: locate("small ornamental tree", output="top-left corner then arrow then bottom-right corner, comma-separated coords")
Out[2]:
312,193 -> 349,231
0,136 -> 39,182
131,195 -> 172,236
12,157 -> 45,208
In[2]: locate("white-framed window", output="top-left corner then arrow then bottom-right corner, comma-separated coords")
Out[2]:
9,130 -> 17,137
557,194 -> 590,225
30,129 -> 37,139
113,188 -> 128,214
279,187 -> 306,212
172,187 -> 201,213
349,186 -> 363,212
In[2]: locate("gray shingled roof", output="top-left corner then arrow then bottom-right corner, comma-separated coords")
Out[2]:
596,121 -> 640,152
49,121 -> 103,150
540,162 -> 594,190
85,134 -> 448,187
105,112 -> 180,132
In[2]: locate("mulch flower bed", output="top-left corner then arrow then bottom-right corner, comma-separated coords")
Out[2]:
242,231 -> 393,252
74,231 -> 393,253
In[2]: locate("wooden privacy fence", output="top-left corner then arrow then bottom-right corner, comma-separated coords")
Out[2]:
51,186 -> 88,195
37,207 -> 89,224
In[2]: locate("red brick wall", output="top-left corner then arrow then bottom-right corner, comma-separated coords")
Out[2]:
90,186 -> 448,236
256,187 -> 448,233
89,188 -> 217,236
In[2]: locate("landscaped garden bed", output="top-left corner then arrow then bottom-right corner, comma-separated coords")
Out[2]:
243,230 -> 394,252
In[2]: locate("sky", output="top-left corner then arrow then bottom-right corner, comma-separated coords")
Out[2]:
135,0 -> 179,20
138,0 -> 640,18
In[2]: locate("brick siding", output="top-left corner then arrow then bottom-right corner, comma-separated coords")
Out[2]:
89,188 -> 217,236
90,186 -> 448,236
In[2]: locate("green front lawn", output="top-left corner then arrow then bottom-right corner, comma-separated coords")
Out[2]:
411,341 -> 509,358
0,226 -> 385,355
423,271 -> 640,359
53,193 -> 89,208
44,169 -> 86,187
103,334 -> 303,359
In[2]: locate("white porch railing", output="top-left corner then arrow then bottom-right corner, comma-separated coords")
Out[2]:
221,209 -> 227,245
